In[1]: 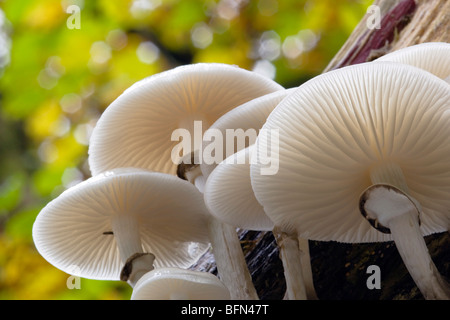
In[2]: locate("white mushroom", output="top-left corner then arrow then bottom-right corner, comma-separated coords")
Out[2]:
204,146 -> 317,300
87,63 -> 282,299
250,61 -> 450,299
376,42 -> 450,83
88,63 -> 284,178
202,88 -> 317,300
200,89 -> 295,180
204,147 -> 274,232
359,183 -> 450,299
32,168 -> 211,287
131,267 -> 230,300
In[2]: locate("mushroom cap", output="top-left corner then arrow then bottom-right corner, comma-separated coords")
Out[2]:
88,63 -> 284,176
201,88 -> 295,179
204,146 -> 274,231
32,168 -> 211,280
376,42 -> 450,80
250,61 -> 450,243
131,267 -> 230,300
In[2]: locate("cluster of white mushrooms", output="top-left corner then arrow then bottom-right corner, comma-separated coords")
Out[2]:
33,42 -> 450,300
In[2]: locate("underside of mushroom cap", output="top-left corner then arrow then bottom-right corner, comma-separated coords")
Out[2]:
32,168 -> 211,280
204,146 -> 274,231
88,63 -> 284,177
131,267 -> 230,300
376,42 -> 450,80
250,61 -> 450,243
201,88 -> 295,179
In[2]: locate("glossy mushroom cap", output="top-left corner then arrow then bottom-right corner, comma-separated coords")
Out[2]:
131,267 -> 231,300
376,42 -> 450,80
32,168 -> 211,280
204,146 -> 274,231
88,63 -> 284,176
251,61 -> 450,243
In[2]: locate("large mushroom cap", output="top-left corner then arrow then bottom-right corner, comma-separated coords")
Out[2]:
88,63 -> 284,176
201,88 -> 295,179
32,168 -> 211,280
131,267 -> 231,300
204,146 -> 274,231
376,42 -> 450,80
251,61 -> 450,243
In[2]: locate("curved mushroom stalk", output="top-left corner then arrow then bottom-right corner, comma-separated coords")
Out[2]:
207,218 -> 259,300
360,183 -> 450,300
273,227 -> 307,300
388,213 -> 450,300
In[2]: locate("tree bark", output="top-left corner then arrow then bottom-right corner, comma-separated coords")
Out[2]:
325,0 -> 449,71
191,0 -> 450,300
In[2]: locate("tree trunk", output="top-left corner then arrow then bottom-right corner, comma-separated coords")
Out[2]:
325,0 -> 449,71
191,0 -> 450,300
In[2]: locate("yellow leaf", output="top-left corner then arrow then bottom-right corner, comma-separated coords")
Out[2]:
25,100 -> 62,141
23,0 -> 65,30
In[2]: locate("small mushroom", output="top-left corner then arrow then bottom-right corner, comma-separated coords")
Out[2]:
204,146 -> 317,300
131,267 -> 230,300
32,168 -> 211,287
376,42 -> 450,82
250,61 -> 450,299
88,63 -> 284,177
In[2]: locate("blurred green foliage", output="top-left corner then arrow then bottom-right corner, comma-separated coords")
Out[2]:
0,0 -> 371,299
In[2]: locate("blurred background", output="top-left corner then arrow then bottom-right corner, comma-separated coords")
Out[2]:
0,0 -> 371,299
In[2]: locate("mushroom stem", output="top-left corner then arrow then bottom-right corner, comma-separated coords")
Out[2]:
180,154 -> 259,300
112,215 -> 154,287
366,163 -> 450,299
120,253 -> 155,287
388,212 -> 450,299
207,218 -> 259,300
297,237 -> 318,300
112,215 -> 144,262
273,227 -> 307,300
